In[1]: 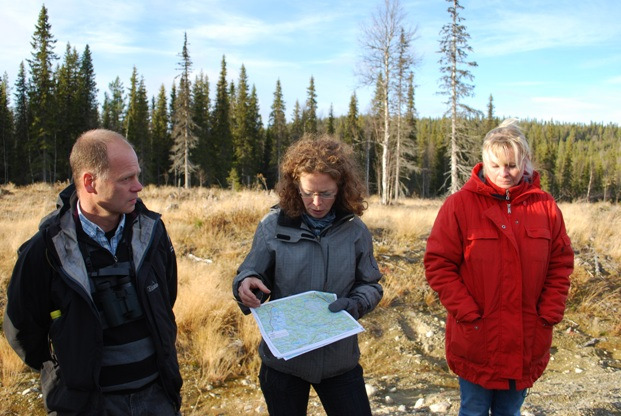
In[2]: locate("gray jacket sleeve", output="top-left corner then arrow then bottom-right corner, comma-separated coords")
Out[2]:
232,219 -> 275,314
348,220 -> 383,318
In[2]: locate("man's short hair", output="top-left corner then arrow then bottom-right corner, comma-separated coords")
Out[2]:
69,129 -> 130,188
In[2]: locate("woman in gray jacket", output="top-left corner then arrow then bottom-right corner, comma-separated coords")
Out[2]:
233,134 -> 383,416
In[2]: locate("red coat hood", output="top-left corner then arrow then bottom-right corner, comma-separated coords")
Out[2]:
463,162 -> 542,202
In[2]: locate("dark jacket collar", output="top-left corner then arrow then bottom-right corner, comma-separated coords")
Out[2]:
39,183 -> 146,232
276,205 -> 353,229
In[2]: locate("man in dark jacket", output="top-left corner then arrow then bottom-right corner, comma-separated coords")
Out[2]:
4,129 -> 182,415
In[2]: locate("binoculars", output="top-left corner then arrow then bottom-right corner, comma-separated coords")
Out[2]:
93,271 -> 143,328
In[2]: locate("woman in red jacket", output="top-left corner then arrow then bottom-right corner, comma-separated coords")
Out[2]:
424,119 -> 573,416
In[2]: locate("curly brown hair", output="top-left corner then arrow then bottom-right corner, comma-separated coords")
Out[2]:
277,134 -> 368,217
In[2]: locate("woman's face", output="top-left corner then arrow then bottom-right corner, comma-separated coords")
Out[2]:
485,149 -> 524,190
298,172 -> 338,218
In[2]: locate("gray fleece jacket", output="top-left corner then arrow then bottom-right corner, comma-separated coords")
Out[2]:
233,207 -> 383,383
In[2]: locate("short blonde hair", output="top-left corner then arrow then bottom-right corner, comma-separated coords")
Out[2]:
482,118 -> 533,177
70,129 -> 131,188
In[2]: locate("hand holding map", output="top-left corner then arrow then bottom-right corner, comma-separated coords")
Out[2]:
250,291 -> 364,360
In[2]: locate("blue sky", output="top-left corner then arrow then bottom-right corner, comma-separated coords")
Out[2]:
2,0 -> 620,125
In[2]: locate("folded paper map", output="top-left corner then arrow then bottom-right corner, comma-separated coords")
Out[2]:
250,290 -> 364,360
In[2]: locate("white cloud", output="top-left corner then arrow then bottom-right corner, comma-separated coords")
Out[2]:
470,1 -> 621,56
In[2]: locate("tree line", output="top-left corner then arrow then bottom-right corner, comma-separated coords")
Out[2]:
0,3 -> 619,202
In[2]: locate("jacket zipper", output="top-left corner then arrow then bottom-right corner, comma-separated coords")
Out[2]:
505,190 -> 511,214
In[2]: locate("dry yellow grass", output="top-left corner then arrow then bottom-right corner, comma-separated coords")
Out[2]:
0,333 -> 23,386
0,184 -> 619,415
559,201 -> 621,261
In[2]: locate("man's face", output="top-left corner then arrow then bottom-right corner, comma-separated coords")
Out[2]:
92,140 -> 143,218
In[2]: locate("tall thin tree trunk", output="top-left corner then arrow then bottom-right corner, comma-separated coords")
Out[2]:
184,125 -> 190,189
381,62 -> 390,205
449,18 -> 459,195
586,161 -> 593,202
365,132 -> 371,193
394,116 -> 401,201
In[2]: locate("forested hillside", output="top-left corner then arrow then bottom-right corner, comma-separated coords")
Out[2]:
1,5 -> 619,202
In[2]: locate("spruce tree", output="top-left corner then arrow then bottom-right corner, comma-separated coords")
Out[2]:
54,43 -> 81,181
77,45 -> 99,130
170,33 -> 198,189
249,85 -> 264,183
415,118 -> 433,198
343,93 -> 361,147
232,64 -> 256,186
400,71 -> 418,197
191,71 -> 210,186
125,67 -> 151,182
304,76 -> 317,134
0,74 -> 14,183
210,55 -> 233,186
151,85 -> 171,185
13,62 -> 31,184
290,100 -> 303,142
343,92 -> 367,188
268,79 -> 288,183
327,104 -> 335,135
102,77 -> 125,133
28,5 -> 58,182
486,94 -> 495,131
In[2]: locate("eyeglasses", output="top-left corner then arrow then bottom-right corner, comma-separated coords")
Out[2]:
299,189 -> 337,201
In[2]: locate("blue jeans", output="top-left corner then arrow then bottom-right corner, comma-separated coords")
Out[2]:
458,377 -> 527,416
259,363 -> 372,416
102,381 -> 180,416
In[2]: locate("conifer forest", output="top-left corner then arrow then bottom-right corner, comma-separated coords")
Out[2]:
1,3 -> 619,203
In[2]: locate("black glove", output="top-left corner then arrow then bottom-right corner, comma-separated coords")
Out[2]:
329,297 -> 363,320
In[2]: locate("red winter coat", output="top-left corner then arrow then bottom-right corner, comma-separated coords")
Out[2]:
424,163 -> 573,390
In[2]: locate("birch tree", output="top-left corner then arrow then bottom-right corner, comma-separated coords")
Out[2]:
358,0 -> 413,204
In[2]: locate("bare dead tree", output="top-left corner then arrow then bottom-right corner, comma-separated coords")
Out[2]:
358,0 -> 413,204
437,0 -> 478,194
392,28 -> 417,201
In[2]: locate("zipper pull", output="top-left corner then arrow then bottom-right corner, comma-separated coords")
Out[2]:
506,190 -> 511,214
